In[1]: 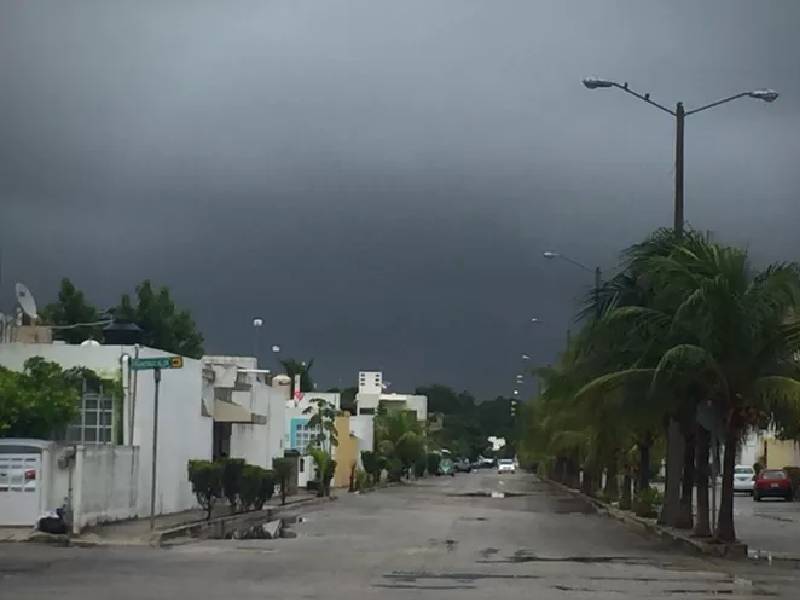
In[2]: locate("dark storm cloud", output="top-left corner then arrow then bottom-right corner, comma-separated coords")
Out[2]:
2,1 -> 799,397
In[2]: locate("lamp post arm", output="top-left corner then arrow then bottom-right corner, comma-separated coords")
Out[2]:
611,83 -> 676,116
684,92 -> 752,116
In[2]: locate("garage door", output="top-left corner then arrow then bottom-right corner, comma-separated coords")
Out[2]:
0,454 -> 41,526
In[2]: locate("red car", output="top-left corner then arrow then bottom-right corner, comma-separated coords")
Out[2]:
753,469 -> 794,502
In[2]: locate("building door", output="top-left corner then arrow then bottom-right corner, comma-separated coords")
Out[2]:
0,453 -> 41,526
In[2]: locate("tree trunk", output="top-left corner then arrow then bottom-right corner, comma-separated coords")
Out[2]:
638,436 -> 652,491
604,458 -> 619,500
676,426 -> 695,529
659,418 -> 684,526
581,467 -> 593,496
693,425 -> 711,537
716,425 -> 738,543
621,472 -> 633,509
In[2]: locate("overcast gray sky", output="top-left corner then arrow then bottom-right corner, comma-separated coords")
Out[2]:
1,1 -> 799,398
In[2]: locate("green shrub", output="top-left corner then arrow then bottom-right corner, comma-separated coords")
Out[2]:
240,465 -> 264,510
220,458 -> 246,512
633,487 -> 663,518
426,452 -> 441,475
376,456 -> 388,482
260,469 -> 275,504
188,460 -> 223,520
355,468 -> 368,491
361,451 -> 380,484
387,458 -> 403,482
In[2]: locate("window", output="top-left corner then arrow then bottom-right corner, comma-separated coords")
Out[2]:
359,407 -> 375,415
291,419 -> 319,450
299,458 -> 305,473
65,389 -> 115,444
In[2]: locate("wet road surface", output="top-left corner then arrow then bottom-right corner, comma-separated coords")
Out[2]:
2,472 -> 798,598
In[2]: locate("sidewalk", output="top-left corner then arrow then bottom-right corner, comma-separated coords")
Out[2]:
76,490 -> 322,545
1,490 -> 322,546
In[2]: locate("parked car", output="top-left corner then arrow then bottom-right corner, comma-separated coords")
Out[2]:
753,469 -> 793,502
497,458 -> 516,475
438,457 -> 455,477
472,457 -> 496,469
454,458 -> 472,473
733,464 -> 755,494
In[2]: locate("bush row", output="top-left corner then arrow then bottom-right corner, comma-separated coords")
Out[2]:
188,458 -> 275,519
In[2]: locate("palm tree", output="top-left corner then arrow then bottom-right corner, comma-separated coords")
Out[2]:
281,358 -> 315,397
580,234 -> 800,542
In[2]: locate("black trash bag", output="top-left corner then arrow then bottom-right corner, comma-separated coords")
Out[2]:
37,508 -> 67,534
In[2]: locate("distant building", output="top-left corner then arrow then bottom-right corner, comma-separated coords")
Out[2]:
202,355 -> 285,469
354,370 -> 427,422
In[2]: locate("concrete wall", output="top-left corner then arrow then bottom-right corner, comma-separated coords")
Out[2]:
265,387 -> 285,468
349,415 -> 374,456
765,439 -> 800,469
0,343 -> 213,517
72,445 -> 139,533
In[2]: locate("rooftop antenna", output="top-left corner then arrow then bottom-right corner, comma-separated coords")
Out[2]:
15,283 -> 38,323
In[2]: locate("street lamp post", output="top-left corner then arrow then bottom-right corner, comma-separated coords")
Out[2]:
543,251 -> 602,318
582,77 -> 778,234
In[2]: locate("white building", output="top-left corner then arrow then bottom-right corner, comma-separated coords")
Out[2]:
354,371 -> 427,422
0,342 -> 213,529
202,355 -> 286,469
284,391 -> 340,488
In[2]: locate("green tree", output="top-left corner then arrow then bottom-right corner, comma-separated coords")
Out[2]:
577,232 -> 800,542
303,398 -> 338,455
40,278 -> 104,343
395,431 -> 425,478
281,359 -> 315,397
114,280 -> 203,358
0,357 -> 83,438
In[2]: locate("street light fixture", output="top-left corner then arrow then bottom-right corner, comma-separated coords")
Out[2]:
521,353 -> 531,360
583,77 -> 779,233
530,317 -> 542,324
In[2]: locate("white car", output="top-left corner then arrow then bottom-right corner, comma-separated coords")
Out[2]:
734,465 -> 755,493
497,458 -> 516,475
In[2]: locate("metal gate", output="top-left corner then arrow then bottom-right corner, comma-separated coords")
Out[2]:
0,453 -> 41,526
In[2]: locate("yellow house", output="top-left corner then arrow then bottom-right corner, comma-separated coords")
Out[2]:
333,413 -> 360,488
764,438 -> 800,469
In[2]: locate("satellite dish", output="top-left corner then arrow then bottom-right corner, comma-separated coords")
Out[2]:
15,283 -> 38,320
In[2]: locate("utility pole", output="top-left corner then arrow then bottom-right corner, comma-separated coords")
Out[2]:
150,367 -> 161,531
674,102 -> 685,234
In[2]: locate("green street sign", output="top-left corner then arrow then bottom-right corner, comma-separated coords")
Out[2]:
131,356 -> 183,371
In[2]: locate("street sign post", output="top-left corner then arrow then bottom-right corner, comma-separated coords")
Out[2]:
129,356 -> 183,529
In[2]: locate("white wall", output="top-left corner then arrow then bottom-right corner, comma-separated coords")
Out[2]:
0,343 -> 213,517
265,386 -> 285,468
72,445 -> 139,533
358,371 -> 383,394
380,393 -> 428,421
349,415 -> 374,458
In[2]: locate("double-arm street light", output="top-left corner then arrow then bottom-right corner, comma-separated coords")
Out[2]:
582,77 -> 778,234
543,251 -> 602,318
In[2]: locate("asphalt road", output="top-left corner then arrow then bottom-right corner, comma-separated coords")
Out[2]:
2,472 -> 798,599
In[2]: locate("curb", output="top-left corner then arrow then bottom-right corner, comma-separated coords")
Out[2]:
546,479 -> 748,559
151,495 -> 335,546
68,495 -> 336,548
